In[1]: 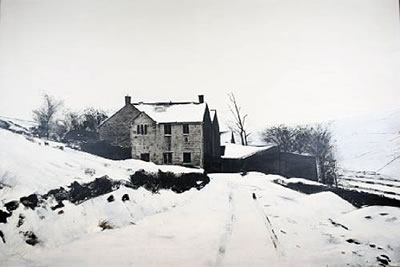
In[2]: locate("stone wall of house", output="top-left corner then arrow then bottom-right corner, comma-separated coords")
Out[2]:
131,113 -> 204,167
98,104 -> 140,148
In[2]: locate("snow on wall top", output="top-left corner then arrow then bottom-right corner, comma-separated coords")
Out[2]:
133,103 -> 207,123
222,143 -> 275,159
0,116 -> 37,134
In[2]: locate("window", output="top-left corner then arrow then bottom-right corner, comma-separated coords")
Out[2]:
183,152 -> 191,164
140,153 -> 150,162
137,124 -> 148,135
163,152 -> 173,164
164,124 -> 171,135
183,124 -> 189,134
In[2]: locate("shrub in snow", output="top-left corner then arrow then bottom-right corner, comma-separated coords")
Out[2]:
122,194 -> 130,202
45,187 -> 69,202
130,169 -> 210,194
0,209 -> 11,223
98,220 -> 113,231
17,214 -> 25,228
50,201 -> 64,211
68,176 -> 115,204
4,200 -> 19,212
21,231 -> 40,246
19,194 -> 40,210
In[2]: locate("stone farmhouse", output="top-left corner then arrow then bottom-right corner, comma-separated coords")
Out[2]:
99,95 -> 221,169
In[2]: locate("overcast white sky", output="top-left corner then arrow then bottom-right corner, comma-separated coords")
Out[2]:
0,0 -> 399,131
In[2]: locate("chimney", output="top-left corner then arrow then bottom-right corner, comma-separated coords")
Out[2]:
198,95 -> 204,104
125,95 -> 131,105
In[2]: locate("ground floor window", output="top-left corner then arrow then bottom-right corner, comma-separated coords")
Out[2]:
183,152 -> 191,163
163,152 -> 173,164
140,153 -> 150,162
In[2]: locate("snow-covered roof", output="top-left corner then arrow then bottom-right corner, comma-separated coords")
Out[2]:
133,103 -> 206,123
222,143 -> 276,159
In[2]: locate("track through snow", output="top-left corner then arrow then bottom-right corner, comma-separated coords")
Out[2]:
5,173 -> 400,267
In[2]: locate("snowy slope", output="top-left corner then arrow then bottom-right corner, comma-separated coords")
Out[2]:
332,109 -> 400,178
2,173 -> 399,267
0,128 -> 200,202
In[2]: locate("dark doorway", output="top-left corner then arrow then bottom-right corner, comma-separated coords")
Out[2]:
163,152 -> 173,164
141,153 -> 150,162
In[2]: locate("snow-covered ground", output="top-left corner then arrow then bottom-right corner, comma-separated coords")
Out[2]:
0,125 -> 399,266
0,128 -> 200,201
2,173 -> 399,267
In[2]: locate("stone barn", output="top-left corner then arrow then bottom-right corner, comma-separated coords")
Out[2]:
99,95 -> 220,170
220,143 -> 318,181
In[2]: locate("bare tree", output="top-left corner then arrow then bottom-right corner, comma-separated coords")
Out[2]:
33,94 -> 63,138
228,93 -> 250,145
261,124 -> 338,185
305,125 -> 338,186
262,125 -> 295,152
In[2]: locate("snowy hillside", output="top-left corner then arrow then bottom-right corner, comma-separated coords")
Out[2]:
0,129 -> 199,202
332,109 -> 400,178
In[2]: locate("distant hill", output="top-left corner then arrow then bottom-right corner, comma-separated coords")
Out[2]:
332,109 -> 400,178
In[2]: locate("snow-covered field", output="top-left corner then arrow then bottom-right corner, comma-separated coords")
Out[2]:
0,123 -> 399,266
333,109 -> 400,179
330,109 -> 400,200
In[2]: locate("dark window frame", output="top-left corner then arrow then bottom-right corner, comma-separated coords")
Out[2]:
164,124 -> 172,135
183,124 -> 189,135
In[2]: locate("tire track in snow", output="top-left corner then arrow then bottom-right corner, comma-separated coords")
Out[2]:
215,188 -> 235,267
253,193 -> 284,257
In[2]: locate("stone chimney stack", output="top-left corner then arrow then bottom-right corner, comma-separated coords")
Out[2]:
125,95 -> 131,105
198,95 -> 204,104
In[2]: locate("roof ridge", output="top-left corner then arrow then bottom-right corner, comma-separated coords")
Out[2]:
133,101 -> 202,105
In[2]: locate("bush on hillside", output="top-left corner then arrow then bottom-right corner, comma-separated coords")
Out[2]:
130,169 -> 210,194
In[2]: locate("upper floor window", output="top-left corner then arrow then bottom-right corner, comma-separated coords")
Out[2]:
137,124 -> 148,135
164,124 -> 171,135
183,124 -> 189,134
